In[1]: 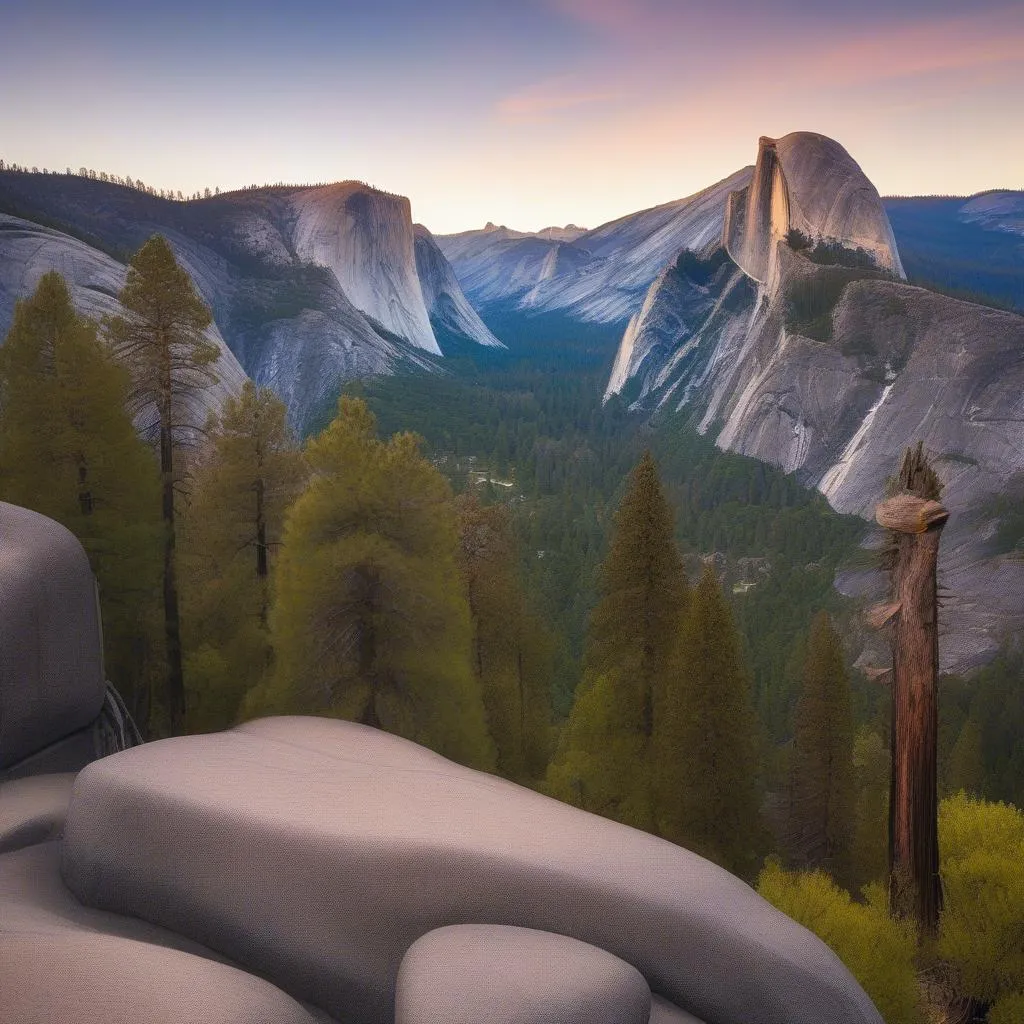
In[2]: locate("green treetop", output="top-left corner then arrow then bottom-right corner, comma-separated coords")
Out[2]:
654,563 -> 761,878
547,450 -> 688,829
180,381 -> 307,732
0,271 -> 162,723
105,234 -> 220,735
787,610 -> 855,886
456,494 -> 555,784
244,397 -> 496,771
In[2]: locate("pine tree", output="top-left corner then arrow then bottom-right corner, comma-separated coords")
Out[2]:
0,271 -> 162,723
456,494 -> 554,784
105,235 -> 220,735
180,382 -> 306,732
243,397 -> 496,770
546,451 -> 688,829
787,610 -> 855,885
654,563 -> 760,878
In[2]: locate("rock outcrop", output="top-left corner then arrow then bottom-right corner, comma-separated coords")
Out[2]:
0,214 -> 247,418
61,715 -> 884,1024
0,172 -> 497,432
290,183 -> 439,354
725,134 -> 904,283
606,132 -> 1024,670
412,225 -> 503,347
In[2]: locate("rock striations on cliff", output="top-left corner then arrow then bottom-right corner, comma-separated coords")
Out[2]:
0,173 -> 498,432
436,168 -> 753,324
412,225 -> 503,348
605,131 -> 1024,671
0,213 -> 248,423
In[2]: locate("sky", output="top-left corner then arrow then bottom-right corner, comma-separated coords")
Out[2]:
1,0 -> 1022,233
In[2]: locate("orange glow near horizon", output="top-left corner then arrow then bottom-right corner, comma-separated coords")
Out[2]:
1,0 -> 1021,234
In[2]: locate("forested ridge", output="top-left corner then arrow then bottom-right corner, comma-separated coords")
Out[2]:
1,251 -> 1022,1024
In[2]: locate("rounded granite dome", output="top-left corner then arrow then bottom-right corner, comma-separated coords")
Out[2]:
773,131 -> 905,277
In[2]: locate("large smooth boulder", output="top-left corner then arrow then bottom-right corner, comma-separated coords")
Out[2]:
0,502 -> 105,775
396,924 -> 653,1024
62,715 -> 884,1024
0,841 -> 334,1024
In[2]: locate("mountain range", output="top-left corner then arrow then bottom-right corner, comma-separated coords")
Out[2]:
0,174 -> 500,432
1,134 -> 1022,673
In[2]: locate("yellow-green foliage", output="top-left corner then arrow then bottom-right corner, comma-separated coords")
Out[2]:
937,793 -> 1024,1003
988,992 -> 1024,1024
757,862 -> 921,1024
243,398 -> 496,771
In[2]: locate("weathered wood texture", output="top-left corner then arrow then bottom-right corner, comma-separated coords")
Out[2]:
876,490 -> 947,934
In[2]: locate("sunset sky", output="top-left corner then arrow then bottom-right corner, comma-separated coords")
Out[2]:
2,0 -> 1022,233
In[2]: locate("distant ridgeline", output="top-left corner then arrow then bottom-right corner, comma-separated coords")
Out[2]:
0,165 -> 502,437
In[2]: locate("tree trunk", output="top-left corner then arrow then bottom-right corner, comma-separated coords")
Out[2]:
875,493 -> 947,934
255,476 -> 269,629
161,418 -> 185,736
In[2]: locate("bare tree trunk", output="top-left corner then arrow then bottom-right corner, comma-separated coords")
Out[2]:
161,417 -> 185,736
255,475 -> 269,631
874,490 -> 947,934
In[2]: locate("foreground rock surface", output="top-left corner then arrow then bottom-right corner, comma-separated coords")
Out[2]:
63,715 -> 883,1024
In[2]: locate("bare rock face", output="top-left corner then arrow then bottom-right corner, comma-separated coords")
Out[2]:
437,169 -> 753,324
290,183 -> 439,354
726,134 -> 904,282
412,225 -> 503,348
0,172 -> 498,433
958,190 -> 1024,237
605,132 -> 1024,670
0,214 -> 247,418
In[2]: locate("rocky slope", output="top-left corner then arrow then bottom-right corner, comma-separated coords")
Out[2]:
0,173 -> 496,431
437,168 -> 752,323
606,132 -> 1024,670
0,213 -> 247,424
412,226 -> 502,348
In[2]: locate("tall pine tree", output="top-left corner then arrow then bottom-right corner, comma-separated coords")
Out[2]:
547,451 -> 688,829
0,271 -> 162,723
105,235 -> 220,735
180,381 -> 306,732
456,494 -> 554,784
654,563 -> 760,878
243,397 -> 496,770
787,610 -> 855,885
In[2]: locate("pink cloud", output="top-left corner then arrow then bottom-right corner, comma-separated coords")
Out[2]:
497,77 -> 618,122
789,9 -> 1024,87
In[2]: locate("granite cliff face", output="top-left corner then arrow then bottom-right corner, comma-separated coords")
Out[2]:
0,213 -> 247,423
0,173 -> 495,431
606,132 -> 1024,670
437,169 -> 752,324
725,134 -> 904,284
412,225 -> 503,348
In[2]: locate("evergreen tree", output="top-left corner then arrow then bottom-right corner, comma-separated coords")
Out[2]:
850,726 -> 890,891
456,494 -> 554,784
0,271 -> 162,723
946,718 -> 984,797
547,451 -> 687,829
180,382 -> 306,732
243,397 -> 495,770
105,235 -> 220,735
787,610 -> 855,885
654,563 -> 760,878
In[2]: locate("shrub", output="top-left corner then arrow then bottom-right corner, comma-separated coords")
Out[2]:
989,991 -> 1024,1024
757,861 -> 921,1024
937,793 -> 1024,1003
